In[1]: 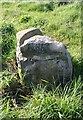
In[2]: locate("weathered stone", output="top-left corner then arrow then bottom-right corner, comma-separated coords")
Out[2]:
16,28 -> 72,87
16,28 -> 43,68
20,35 -> 67,57
16,28 -> 43,45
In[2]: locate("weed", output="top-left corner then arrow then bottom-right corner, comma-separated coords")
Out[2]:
20,15 -> 32,23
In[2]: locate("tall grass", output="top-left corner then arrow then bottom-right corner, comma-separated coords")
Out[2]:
0,76 -> 82,120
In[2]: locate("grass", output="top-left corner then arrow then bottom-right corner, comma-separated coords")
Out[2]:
0,74 -> 83,119
0,1 -> 82,120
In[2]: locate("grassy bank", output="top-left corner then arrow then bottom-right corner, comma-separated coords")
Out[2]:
0,1 -> 82,120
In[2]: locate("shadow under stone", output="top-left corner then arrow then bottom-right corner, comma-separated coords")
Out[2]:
72,57 -> 82,80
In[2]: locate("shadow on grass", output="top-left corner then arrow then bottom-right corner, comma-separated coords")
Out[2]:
72,57 -> 82,80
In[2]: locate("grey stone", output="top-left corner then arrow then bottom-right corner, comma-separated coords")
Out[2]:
16,28 -> 43,45
16,28 -> 72,87
16,28 -> 43,68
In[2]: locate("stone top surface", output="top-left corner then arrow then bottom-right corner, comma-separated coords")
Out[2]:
16,28 -> 43,45
16,28 -> 38,40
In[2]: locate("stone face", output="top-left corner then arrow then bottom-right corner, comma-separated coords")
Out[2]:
20,35 -> 67,57
16,28 -> 72,87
